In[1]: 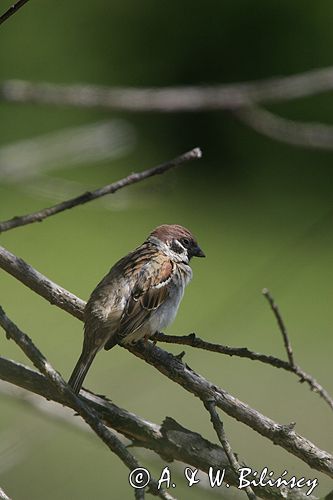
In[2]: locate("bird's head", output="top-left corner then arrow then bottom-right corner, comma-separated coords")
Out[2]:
148,224 -> 205,263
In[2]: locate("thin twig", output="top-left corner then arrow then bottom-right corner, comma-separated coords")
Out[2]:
204,399 -> 257,500
3,66 -> 333,110
152,331 -> 292,368
0,147 -> 202,233
262,288 -> 295,366
0,247 -> 332,478
0,307 -> 174,500
0,0 -> 30,26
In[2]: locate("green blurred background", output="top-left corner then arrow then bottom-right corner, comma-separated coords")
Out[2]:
1,1 -> 333,498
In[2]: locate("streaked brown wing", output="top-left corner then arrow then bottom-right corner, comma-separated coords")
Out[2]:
118,256 -> 174,339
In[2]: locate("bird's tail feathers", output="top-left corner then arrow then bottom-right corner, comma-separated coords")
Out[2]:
68,348 -> 98,394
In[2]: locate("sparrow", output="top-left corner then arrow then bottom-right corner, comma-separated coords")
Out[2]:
68,224 -> 205,393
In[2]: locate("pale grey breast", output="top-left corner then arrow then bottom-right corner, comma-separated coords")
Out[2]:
147,261 -> 192,333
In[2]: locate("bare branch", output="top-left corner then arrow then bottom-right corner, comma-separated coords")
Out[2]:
0,0 -> 30,27
262,288 -> 295,366
2,67 -> 333,111
152,332 -> 333,411
235,106 -> 333,151
0,147 -> 202,233
203,400 -> 257,500
0,308 -> 174,500
0,246 -> 331,479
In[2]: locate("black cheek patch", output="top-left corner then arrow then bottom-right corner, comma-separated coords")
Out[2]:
170,240 -> 184,254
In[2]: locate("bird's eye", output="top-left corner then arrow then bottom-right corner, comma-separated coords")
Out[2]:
182,238 -> 190,246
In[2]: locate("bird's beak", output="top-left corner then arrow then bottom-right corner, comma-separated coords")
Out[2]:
193,245 -> 206,258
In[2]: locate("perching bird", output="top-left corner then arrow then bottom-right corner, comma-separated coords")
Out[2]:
68,224 -> 205,393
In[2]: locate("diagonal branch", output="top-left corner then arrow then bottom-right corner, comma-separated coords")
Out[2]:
0,245 -> 332,479
0,147 -> 201,233
203,399 -> 257,500
0,307 -> 174,500
0,0 -> 30,27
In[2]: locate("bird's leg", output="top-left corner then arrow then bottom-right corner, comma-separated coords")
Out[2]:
152,332 -> 159,346
140,333 -> 158,350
